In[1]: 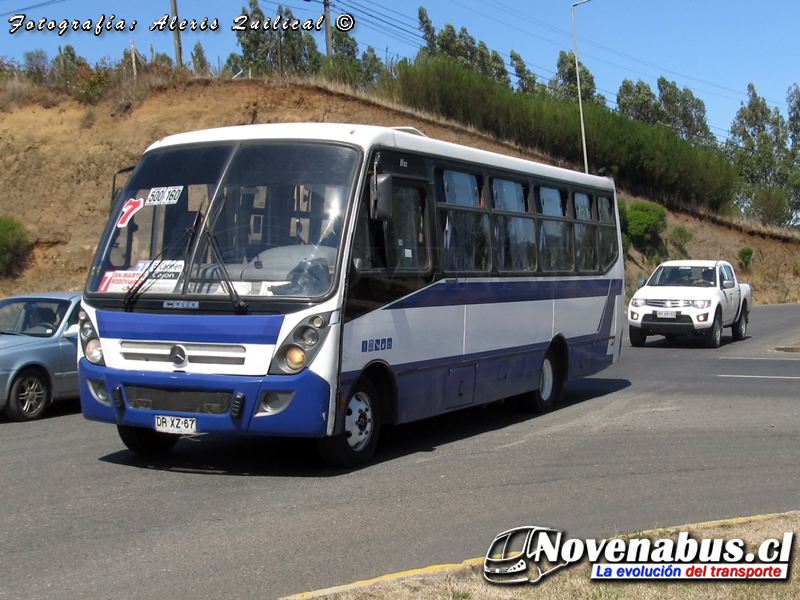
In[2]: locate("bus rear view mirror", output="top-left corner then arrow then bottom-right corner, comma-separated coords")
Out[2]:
370,173 -> 393,220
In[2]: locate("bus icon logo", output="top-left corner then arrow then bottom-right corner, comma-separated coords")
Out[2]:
484,526 -> 571,584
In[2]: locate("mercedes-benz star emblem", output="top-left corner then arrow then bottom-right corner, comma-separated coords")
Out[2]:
169,344 -> 188,367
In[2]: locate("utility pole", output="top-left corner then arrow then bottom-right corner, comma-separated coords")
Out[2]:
170,0 -> 184,68
572,0 -> 591,174
324,0 -> 332,57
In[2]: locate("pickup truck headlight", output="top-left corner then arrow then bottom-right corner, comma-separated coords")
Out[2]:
631,298 -> 646,307
691,300 -> 712,309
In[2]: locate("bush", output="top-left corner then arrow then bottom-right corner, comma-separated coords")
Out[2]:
0,216 -> 30,277
668,225 -> 693,258
627,201 -> 667,255
738,246 -> 753,270
74,65 -> 111,104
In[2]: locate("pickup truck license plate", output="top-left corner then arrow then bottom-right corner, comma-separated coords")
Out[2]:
656,310 -> 677,319
154,415 -> 196,434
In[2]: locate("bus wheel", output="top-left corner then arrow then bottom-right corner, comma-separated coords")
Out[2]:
117,425 -> 180,455
519,348 -> 562,413
317,379 -> 381,468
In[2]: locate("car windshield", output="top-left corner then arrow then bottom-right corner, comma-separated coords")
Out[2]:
86,141 -> 360,302
649,265 -> 716,287
0,298 -> 70,337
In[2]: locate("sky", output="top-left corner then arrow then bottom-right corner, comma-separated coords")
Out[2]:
1,0 -> 798,145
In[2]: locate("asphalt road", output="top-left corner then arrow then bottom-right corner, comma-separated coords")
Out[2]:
1,304 -> 799,600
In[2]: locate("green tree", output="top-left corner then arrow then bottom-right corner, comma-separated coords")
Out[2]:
510,50 -> 535,94
235,0 -> 271,75
359,46 -> 384,88
52,45 -> 87,91
489,50 -> 509,88
277,7 -> 322,75
656,77 -> 713,146
191,42 -> 209,75
725,83 -> 795,223
617,79 -> 661,123
23,50 -> 48,83
153,52 -> 173,68
547,50 -> 605,106
417,7 -> 437,57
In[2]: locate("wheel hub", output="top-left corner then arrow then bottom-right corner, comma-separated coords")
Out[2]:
344,392 -> 373,451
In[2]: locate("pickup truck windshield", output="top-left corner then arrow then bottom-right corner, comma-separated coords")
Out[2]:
86,141 -> 359,300
649,265 -> 717,287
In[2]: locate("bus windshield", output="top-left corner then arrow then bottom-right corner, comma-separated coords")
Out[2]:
87,141 -> 360,300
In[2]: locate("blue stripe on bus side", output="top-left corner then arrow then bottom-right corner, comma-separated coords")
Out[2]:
388,278 -> 623,310
96,311 -> 284,344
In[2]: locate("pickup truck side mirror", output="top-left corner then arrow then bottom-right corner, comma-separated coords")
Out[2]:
637,277 -> 646,288
722,280 -> 735,289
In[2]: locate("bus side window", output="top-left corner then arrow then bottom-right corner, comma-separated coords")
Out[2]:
384,186 -> 428,270
574,192 -> 598,273
536,186 -> 573,272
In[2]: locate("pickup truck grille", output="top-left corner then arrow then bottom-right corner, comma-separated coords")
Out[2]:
646,299 -> 691,308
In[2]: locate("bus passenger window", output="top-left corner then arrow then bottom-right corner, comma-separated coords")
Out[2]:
597,196 -> 614,223
439,209 -> 490,273
443,170 -> 481,207
574,193 -> 592,221
538,220 -> 574,272
492,179 -> 526,212
538,187 -> 565,217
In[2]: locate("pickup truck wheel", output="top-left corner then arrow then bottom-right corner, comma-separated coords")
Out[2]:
629,326 -> 646,347
732,305 -> 748,341
705,312 -> 722,348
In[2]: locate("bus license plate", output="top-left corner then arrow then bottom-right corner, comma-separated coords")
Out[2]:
154,415 -> 196,434
656,310 -> 677,319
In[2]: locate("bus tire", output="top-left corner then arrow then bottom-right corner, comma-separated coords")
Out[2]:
117,424 -> 180,455
629,326 -> 646,347
317,379 -> 381,468
520,348 -> 561,413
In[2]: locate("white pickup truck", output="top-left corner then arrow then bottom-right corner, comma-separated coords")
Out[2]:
628,259 -> 752,348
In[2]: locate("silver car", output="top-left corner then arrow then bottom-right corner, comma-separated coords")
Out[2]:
0,292 -> 83,421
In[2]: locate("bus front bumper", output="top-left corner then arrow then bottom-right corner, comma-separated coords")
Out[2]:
79,359 -> 331,437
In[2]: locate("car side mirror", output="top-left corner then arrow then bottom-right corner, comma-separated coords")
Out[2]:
63,323 -> 79,339
637,277 -> 646,288
722,280 -> 735,289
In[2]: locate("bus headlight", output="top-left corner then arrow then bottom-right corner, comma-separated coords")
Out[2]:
269,313 -> 333,375
296,326 -> 319,348
85,338 -> 104,364
80,320 -> 96,340
79,310 -> 105,366
284,345 -> 306,371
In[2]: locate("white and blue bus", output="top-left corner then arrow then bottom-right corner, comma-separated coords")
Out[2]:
79,123 -> 624,467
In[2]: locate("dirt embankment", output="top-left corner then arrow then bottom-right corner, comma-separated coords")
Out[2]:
0,79 -> 798,302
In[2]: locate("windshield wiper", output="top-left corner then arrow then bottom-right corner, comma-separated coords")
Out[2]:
123,218 -> 198,306
205,229 -> 248,313
0,330 -> 23,336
